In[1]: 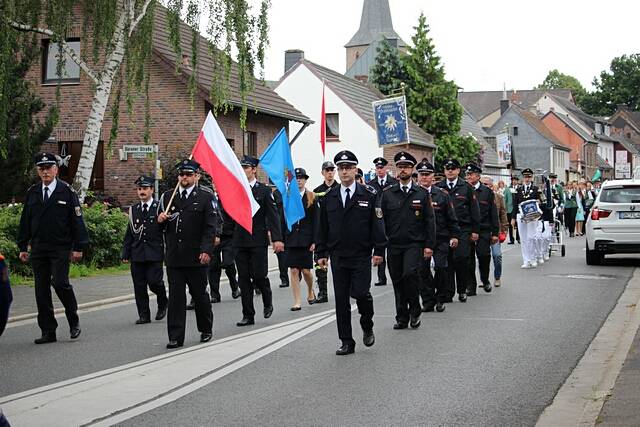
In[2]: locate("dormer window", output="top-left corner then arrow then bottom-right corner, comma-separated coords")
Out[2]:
595,123 -> 603,135
604,124 -> 611,136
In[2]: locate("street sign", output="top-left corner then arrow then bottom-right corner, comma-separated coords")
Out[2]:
372,96 -> 410,147
123,145 -> 154,159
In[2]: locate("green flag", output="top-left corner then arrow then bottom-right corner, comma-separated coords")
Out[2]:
592,169 -> 602,181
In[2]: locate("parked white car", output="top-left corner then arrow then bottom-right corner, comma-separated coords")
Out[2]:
585,179 -> 640,265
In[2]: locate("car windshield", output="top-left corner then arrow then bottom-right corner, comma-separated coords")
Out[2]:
600,185 -> 640,203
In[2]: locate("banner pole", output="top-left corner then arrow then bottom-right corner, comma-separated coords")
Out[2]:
163,153 -> 193,214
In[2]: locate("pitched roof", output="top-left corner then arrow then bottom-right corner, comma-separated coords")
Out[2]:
345,0 -> 406,48
152,6 -> 311,124
547,94 -> 602,131
290,59 -> 435,148
610,134 -> 640,155
460,108 -> 504,168
458,89 -> 573,122
510,106 -> 570,151
611,108 -> 640,133
543,110 -> 597,143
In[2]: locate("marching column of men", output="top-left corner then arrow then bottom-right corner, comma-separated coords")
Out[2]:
18,151 -> 561,356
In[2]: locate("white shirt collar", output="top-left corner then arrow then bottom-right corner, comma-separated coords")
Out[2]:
400,181 -> 412,191
140,197 -> 153,208
42,179 -> 57,198
474,182 -> 481,190
179,184 -> 196,198
249,179 -> 257,188
447,178 -> 458,187
340,181 -> 357,205
299,189 -> 306,197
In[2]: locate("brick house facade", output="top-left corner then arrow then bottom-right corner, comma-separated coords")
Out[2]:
27,5 -> 310,205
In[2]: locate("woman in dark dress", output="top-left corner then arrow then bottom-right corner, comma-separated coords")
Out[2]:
286,168 -> 317,311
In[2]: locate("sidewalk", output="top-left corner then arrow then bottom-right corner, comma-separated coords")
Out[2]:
8,251 -> 282,321
597,327 -> 640,426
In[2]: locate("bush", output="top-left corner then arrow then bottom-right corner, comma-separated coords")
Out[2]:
0,203 -> 129,277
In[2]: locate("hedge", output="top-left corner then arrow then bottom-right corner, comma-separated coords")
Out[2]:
0,203 -> 129,277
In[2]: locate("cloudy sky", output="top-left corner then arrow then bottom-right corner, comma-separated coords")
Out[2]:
255,0 -> 639,92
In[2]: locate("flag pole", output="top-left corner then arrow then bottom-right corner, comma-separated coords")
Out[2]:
163,153 -> 194,214
320,79 -> 326,162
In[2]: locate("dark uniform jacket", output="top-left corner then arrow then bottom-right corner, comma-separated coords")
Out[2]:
211,193 -> 235,239
381,183 -> 435,250
313,180 -> 340,197
316,183 -> 387,259
513,184 -> 541,214
473,183 -> 500,236
232,181 -> 283,248
17,179 -> 89,253
285,191 -> 317,248
122,200 -> 163,262
436,178 -> 480,233
367,175 -> 398,193
423,185 -> 460,241
159,187 -> 217,268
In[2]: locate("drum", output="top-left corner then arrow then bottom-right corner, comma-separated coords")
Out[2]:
519,200 -> 542,222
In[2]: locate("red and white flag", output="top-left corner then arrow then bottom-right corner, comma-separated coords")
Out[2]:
320,81 -> 326,158
192,111 -> 259,233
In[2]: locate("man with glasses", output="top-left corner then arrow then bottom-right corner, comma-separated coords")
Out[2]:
379,152 -> 435,330
17,152 -> 89,344
122,175 -> 168,325
367,157 -> 397,287
312,161 -> 339,303
436,158 -> 480,303
416,159 -> 459,313
316,150 -> 386,355
158,159 -> 216,348
234,155 -> 284,327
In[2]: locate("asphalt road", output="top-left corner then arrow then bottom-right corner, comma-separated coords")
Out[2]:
1,236 -> 638,426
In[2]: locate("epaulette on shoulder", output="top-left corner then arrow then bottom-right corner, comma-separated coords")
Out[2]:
314,191 -> 327,197
383,184 -> 396,192
440,187 -> 449,195
198,185 -> 214,194
365,184 -> 378,195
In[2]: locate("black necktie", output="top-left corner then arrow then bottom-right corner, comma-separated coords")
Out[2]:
402,185 -> 408,194
142,203 -> 148,215
380,180 -> 385,188
449,182 -> 454,190
181,189 -> 188,201
344,188 -> 351,206
43,187 -> 49,203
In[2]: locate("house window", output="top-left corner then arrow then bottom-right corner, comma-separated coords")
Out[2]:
43,39 -> 81,84
326,113 -> 340,141
243,131 -> 257,157
57,141 -> 104,190
595,123 -> 603,135
512,127 -> 518,136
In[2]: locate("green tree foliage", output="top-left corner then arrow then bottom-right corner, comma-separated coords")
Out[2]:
402,13 -> 478,167
370,39 -> 407,96
581,54 -> 640,116
536,69 -> 588,105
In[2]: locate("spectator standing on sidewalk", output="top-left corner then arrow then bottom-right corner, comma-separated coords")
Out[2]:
482,176 -> 508,287
564,181 -> 578,237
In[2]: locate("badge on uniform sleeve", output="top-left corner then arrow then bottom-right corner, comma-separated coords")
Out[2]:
375,207 -> 383,218
75,206 -> 82,217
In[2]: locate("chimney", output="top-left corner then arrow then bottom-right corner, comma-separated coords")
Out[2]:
284,49 -> 304,74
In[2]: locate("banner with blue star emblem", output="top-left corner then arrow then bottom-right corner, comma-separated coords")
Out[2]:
372,96 -> 410,147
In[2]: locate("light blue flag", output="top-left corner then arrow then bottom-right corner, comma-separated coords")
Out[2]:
259,128 -> 305,231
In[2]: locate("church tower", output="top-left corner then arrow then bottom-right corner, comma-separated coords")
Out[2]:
345,0 -> 406,80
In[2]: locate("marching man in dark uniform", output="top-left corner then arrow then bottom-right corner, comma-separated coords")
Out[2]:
416,159 -> 460,313
157,159 -> 216,349
234,155 -> 284,327
464,164 -> 499,294
312,161 -> 339,303
380,152 -> 435,330
122,176 -> 168,324
316,150 -> 387,355
367,157 -> 397,287
17,152 -> 89,344
436,158 -> 480,303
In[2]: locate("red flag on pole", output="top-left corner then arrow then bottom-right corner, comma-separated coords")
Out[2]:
320,81 -> 326,158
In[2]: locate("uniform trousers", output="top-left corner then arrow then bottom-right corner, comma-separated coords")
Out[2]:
376,249 -> 388,285
467,232 -> 492,291
31,249 -> 79,334
535,221 -> 552,259
208,239 -> 238,299
130,261 -> 167,320
166,267 -> 213,344
313,253 -> 328,296
446,230 -> 471,298
276,251 -> 289,286
330,255 -> 374,346
236,246 -> 272,319
387,246 -> 422,324
507,211 -> 520,243
419,240 -> 450,307
516,215 -> 540,265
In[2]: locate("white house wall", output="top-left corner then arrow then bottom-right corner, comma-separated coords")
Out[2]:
275,64 -> 383,189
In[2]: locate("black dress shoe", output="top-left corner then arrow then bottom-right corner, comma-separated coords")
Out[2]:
436,302 -> 446,312
314,294 -> 328,304
231,289 -> 241,299
393,323 -> 408,330
200,333 -> 213,343
166,340 -> 183,349
374,282 -> 387,287
335,343 -> 355,355
307,297 -> 316,305
279,282 -> 289,288
34,334 -> 56,344
363,329 -> 375,347
186,301 -> 195,310
483,282 -> 493,293
467,291 -> 477,297
508,241 -> 515,245
458,293 -> 467,303
70,327 -> 81,339
135,318 -> 151,325
422,305 -> 435,313
410,315 -> 421,329
210,296 -> 221,303
155,306 -> 167,321
236,317 -> 255,327
263,305 -> 273,319
290,306 -> 301,311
